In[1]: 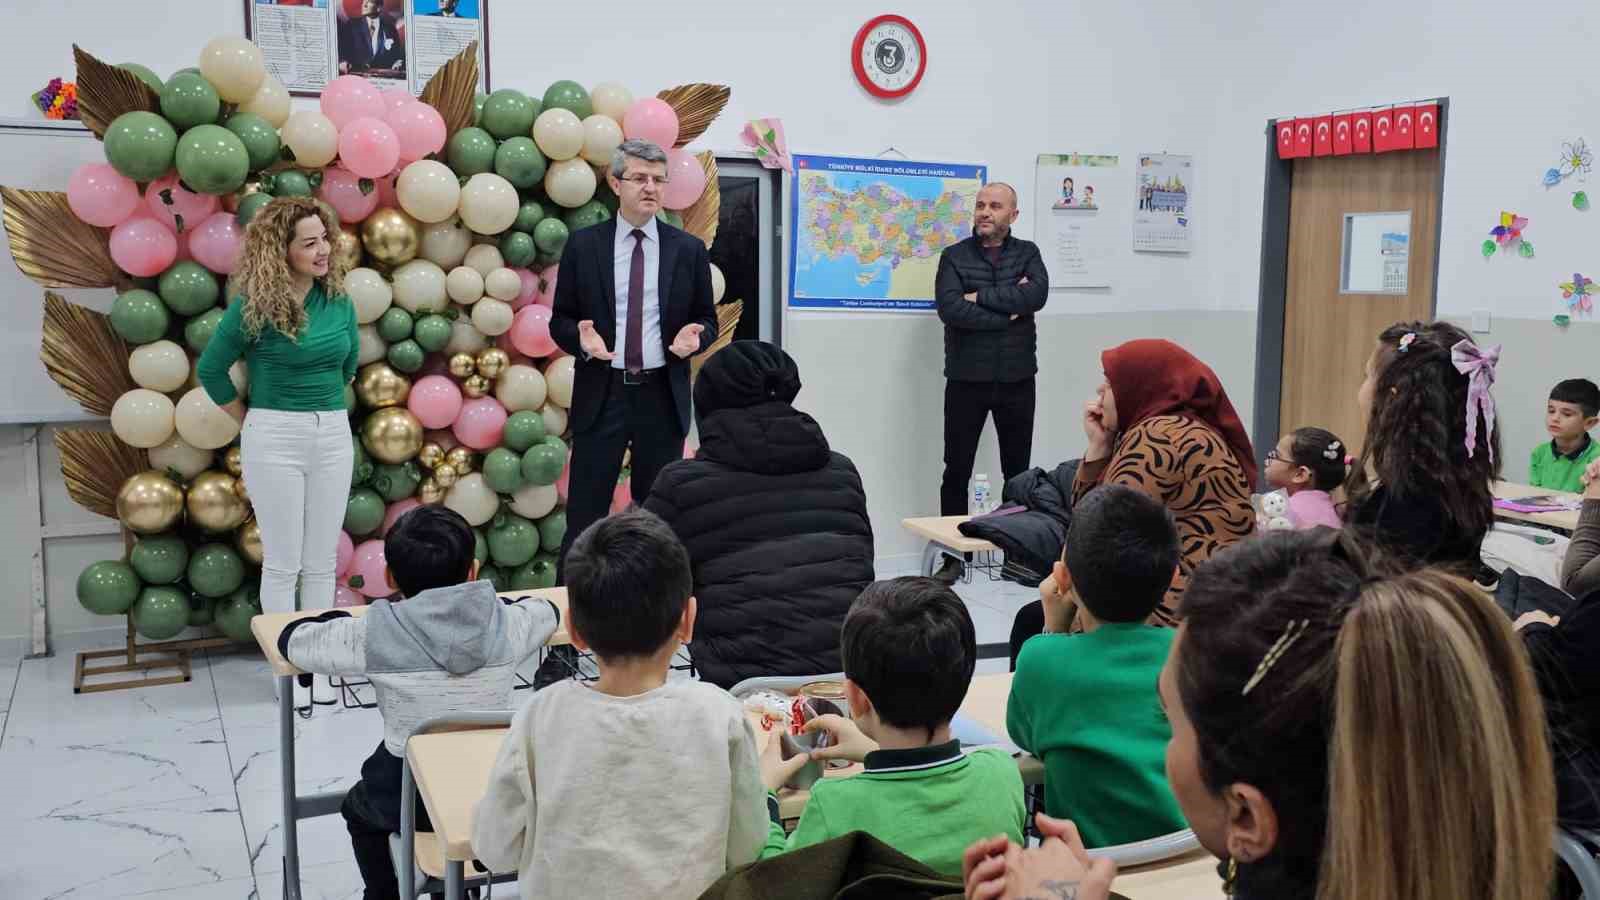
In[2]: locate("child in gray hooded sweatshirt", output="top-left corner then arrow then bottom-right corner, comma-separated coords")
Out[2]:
279,505 -> 560,900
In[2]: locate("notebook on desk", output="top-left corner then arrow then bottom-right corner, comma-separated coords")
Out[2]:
1497,495 -> 1584,513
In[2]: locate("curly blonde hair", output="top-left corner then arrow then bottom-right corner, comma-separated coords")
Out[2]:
233,196 -> 348,339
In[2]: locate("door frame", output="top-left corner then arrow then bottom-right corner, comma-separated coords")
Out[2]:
1249,98 -> 1450,463
714,154 -> 784,347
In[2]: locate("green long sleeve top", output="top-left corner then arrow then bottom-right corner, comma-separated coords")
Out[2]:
195,284 -> 359,412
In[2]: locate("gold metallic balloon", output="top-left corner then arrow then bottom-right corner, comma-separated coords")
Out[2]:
418,477 -> 445,505
116,471 -> 185,535
355,362 -> 412,410
462,374 -> 490,398
361,407 -> 424,464
360,207 -> 420,267
448,352 -> 477,378
475,348 -> 510,380
222,445 -> 243,477
433,463 -> 459,488
187,471 -> 250,533
332,223 -> 363,271
233,477 -> 250,503
236,519 -> 264,566
417,442 -> 444,470
445,447 -> 475,473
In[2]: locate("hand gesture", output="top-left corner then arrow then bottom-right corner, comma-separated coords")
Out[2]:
1006,815 -> 1117,900
577,320 -> 614,361
964,291 -> 979,304
759,729 -> 812,792
962,835 -> 1013,900
1040,563 -> 1078,634
1515,610 -> 1560,631
669,323 -> 705,359
1584,459 -> 1600,496
1082,398 -> 1112,458
803,714 -> 878,764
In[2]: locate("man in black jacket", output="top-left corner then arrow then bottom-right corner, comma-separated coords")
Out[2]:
933,182 -> 1049,580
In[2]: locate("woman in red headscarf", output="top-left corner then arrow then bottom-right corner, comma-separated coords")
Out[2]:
1011,340 -> 1256,661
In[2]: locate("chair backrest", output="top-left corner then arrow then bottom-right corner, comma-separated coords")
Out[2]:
729,673 -> 847,699
398,711 -> 514,899
1090,829 -> 1202,868
1556,827 -> 1600,899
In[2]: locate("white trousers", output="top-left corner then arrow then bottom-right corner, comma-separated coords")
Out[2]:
240,409 -> 354,615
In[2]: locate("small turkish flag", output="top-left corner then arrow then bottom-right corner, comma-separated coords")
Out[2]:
1275,120 -> 1296,159
1332,114 -> 1354,155
1352,111 -> 1373,152
1313,115 -> 1334,156
1294,119 -> 1315,158
1414,102 -> 1439,148
1392,106 -> 1416,150
1373,107 -> 1395,152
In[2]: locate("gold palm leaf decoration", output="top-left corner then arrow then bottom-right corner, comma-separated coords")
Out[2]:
55,429 -> 149,520
679,153 -> 720,249
73,44 -> 160,139
418,40 -> 480,140
657,84 -> 730,148
690,299 -> 743,383
41,291 -> 136,417
2,188 -> 122,289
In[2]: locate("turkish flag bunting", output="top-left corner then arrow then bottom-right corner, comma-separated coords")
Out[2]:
1276,120 -> 1296,159
1352,111 -> 1373,152
1294,119 -> 1314,157
1332,114 -> 1354,155
1373,107 -> 1395,152
1414,102 -> 1439,148
1392,106 -> 1416,150
1313,115 -> 1334,156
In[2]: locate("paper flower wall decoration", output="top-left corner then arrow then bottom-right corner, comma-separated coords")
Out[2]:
1561,140 -> 1593,179
1491,211 -> 1528,245
738,118 -> 791,174
1559,273 -> 1595,314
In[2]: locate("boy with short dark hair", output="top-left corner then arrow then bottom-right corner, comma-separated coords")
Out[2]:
279,505 -> 560,900
473,510 -> 773,900
762,576 -> 1026,875
1007,484 -> 1188,848
1531,378 -> 1600,493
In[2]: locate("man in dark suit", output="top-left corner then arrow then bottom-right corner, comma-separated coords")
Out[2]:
551,138 -> 718,577
338,0 -> 404,74
427,0 -> 464,15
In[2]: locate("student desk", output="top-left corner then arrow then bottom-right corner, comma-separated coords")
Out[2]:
1494,480 -> 1583,533
902,515 -> 998,577
248,588 -> 568,900
1114,848 -> 1225,898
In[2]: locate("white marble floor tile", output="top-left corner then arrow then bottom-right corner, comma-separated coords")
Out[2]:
0,728 -> 238,822
117,873 -> 259,899
238,787 -> 359,876
0,655 -> 21,743
253,859 -> 365,900
6,651 -> 222,750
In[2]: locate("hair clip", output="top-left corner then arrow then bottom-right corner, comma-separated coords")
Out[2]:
1397,332 -> 1417,353
1241,619 -> 1309,696
1322,439 -> 1342,460
1343,454 -> 1354,466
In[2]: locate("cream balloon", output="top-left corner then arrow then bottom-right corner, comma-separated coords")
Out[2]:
419,217 -> 472,268
544,158 -> 597,209
710,263 -> 726,303
470,297 -> 514,336
395,160 -> 461,224
280,111 -> 339,168
175,387 -> 241,450
442,473 -> 500,527
111,389 -> 177,448
541,402 -> 568,438
463,244 -> 504,277
198,36 -> 266,103
237,73 -> 291,128
147,434 -> 212,481
544,355 -> 576,408
444,319 -> 489,356
457,173 -> 519,235
589,82 -> 634,122
128,340 -> 190,393
358,324 -> 388,365
229,360 -> 249,401
446,266 -> 485,304
483,267 -> 521,302
508,482 -> 558,519
346,267 -> 394,323
494,364 -> 547,412
531,108 -> 585,162
580,114 -> 624,166
390,259 -> 448,314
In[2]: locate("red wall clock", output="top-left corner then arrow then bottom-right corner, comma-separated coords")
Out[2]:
852,15 -> 927,100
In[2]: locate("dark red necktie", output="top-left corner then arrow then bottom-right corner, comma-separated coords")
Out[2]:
626,228 -> 645,374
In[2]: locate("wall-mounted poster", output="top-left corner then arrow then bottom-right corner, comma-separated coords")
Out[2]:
1034,153 -> 1118,288
248,0 -> 337,95
246,0 -> 489,97
1132,153 -> 1192,254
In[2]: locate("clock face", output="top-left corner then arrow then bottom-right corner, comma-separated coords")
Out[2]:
853,15 -> 927,99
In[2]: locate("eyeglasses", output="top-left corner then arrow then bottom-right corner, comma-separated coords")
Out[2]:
619,174 -> 669,187
1265,449 -> 1285,464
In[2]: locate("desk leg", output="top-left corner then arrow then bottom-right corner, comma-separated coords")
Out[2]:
920,541 -> 942,577
446,861 -> 464,899
279,674 -> 301,900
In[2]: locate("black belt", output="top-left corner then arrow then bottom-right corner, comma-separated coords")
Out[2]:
612,367 -> 664,385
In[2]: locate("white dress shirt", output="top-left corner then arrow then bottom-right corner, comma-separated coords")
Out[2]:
612,216 -> 664,370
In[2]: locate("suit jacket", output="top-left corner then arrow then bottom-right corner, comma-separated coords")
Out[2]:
340,14 -> 404,71
550,218 -> 718,434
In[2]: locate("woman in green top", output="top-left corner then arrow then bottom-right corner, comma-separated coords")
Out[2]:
196,197 -> 358,627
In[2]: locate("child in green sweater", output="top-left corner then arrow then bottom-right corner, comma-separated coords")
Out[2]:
1007,483 -> 1187,848
760,577 -> 1026,875
1530,378 -> 1600,493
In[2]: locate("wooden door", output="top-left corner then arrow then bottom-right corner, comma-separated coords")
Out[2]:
1279,150 -> 1441,455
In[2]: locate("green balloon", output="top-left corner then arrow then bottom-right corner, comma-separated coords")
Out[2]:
480,563 -> 507,592
499,231 -> 536,268
160,72 -> 221,131
447,127 -> 499,176
502,411 -> 546,451
412,315 -> 453,353
235,191 -> 273,226
176,124 -> 249,195
480,89 -> 539,140
494,137 -> 547,189
487,513 -> 540,568
533,218 -> 569,255
536,250 -> 561,268
377,306 -> 414,343
188,543 -> 245,598
171,67 -> 202,79
509,552 -> 559,590
110,288 -> 171,344
474,528 -> 489,563
119,63 -> 164,94
563,200 -> 611,233
521,443 -> 565,486
482,448 -> 525,494
541,80 -> 592,120
77,560 -> 142,615
132,586 -> 191,639
371,462 -> 421,502
185,307 -> 225,353
158,261 -> 220,316
544,434 -> 568,455
213,586 -> 261,641
104,111 -> 179,182
188,590 -> 218,627
514,199 -> 547,233
387,338 -> 425,374
473,91 -> 487,126
345,487 -> 385,536
537,510 -> 567,551
271,169 -> 314,198
656,209 -> 683,229
224,113 -> 281,172
129,534 -> 189,585
352,440 -> 373,486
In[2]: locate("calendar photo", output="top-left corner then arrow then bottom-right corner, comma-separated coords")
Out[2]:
1132,153 -> 1192,253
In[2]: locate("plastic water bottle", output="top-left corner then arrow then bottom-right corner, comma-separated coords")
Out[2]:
971,474 -> 992,517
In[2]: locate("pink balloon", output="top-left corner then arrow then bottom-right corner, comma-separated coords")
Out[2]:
336,530 -> 355,577
494,332 -> 533,366
339,117 -> 400,179
109,215 -> 178,277
661,149 -> 708,210
425,429 -> 460,453
172,229 -> 193,264
623,98 -> 680,150
407,374 -> 464,429
348,538 -> 392,598
536,264 -> 558,308
381,498 -> 421,536
188,212 -> 245,274
555,460 -> 570,503
382,90 -> 412,113
321,75 -> 387,131
318,166 -> 381,223
143,173 -> 219,233
511,267 -> 538,310
67,163 -> 139,227
387,100 -> 447,164
610,475 -> 633,515
452,397 -> 508,450
334,585 -> 365,608
509,305 -> 557,357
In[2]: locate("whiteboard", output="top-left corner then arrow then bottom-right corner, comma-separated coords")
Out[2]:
0,119 -> 115,424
